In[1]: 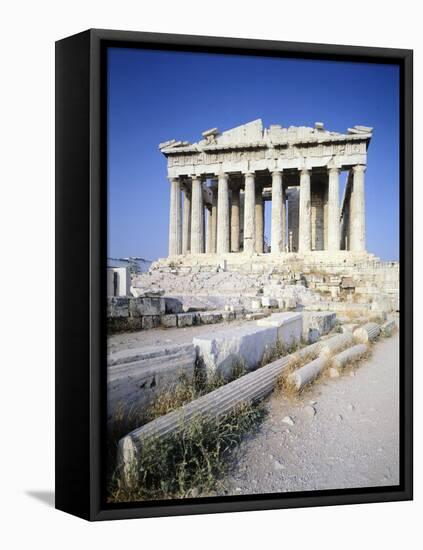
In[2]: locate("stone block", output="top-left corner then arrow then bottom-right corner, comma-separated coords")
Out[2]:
108,343 -> 196,421
262,297 -> 278,308
193,324 -> 278,379
141,315 -> 161,330
277,298 -> 286,309
251,299 -> 262,311
302,311 -> 336,341
257,312 -> 303,347
161,314 -> 177,328
129,296 -> 165,317
107,297 -> 130,318
245,312 -> 269,320
198,311 -> 223,324
164,297 -> 184,314
177,312 -> 198,327
371,293 -> 392,314
222,311 -> 236,322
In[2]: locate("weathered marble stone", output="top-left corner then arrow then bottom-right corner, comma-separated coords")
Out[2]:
198,311 -> 223,324
177,312 -> 198,327
193,324 -> 278,378
353,322 -> 381,343
302,311 -> 336,341
381,319 -> 396,337
160,314 -> 177,328
108,343 -> 196,421
331,343 -> 368,370
129,297 -> 165,317
257,312 -> 302,347
262,297 -> 278,308
141,315 -> 161,330
107,297 -> 130,318
164,297 -> 184,314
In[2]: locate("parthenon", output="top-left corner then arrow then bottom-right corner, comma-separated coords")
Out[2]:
159,119 -> 372,260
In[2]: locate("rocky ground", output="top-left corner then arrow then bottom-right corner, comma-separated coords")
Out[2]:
132,269 -> 322,311
218,330 -> 400,495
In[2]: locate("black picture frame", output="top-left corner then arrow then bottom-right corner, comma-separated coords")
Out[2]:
55,28 -> 413,521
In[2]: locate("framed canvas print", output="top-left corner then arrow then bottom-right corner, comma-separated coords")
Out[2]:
55,29 -> 413,521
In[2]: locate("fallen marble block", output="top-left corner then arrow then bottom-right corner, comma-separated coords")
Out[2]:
177,312 -> 198,327
117,341 -> 322,485
302,311 -> 336,342
107,343 -> 196,421
381,319 -> 396,337
193,324 -> 278,379
288,356 -> 327,390
353,322 -> 381,344
331,344 -> 368,370
318,332 -> 354,358
262,297 -> 278,308
257,312 -> 302,347
198,311 -> 223,324
160,314 -> 177,328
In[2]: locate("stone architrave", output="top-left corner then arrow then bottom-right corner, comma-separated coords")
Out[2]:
217,172 -> 230,253
298,169 -> 311,252
190,176 -> 204,254
168,177 -> 181,256
243,172 -> 256,254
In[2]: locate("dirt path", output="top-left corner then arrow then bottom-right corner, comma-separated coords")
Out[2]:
219,332 -> 400,495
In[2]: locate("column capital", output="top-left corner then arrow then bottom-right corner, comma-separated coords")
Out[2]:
300,168 -> 311,176
271,170 -> 282,177
328,166 -> 340,174
243,170 -> 255,178
217,171 -> 228,180
352,164 -> 366,173
168,176 -> 180,183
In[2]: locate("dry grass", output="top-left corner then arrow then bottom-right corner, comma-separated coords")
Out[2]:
108,401 -> 266,503
260,338 -> 307,368
107,362 -> 254,500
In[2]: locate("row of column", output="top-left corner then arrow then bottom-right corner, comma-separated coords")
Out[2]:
168,166 -> 365,256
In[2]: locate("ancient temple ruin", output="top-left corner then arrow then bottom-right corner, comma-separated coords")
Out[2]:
159,119 -> 372,261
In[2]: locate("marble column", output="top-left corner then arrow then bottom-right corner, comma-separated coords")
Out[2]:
205,207 -> 212,253
255,187 -> 264,253
168,177 -> 182,256
231,186 -> 240,252
210,186 -> 218,253
190,175 -> 204,254
217,172 -> 230,253
298,169 -> 311,252
350,165 -> 366,252
327,167 -> 340,251
271,170 -> 284,253
243,172 -> 256,254
182,186 -> 191,255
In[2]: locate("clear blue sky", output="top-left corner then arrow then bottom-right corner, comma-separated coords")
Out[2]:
108,47 -> 399,261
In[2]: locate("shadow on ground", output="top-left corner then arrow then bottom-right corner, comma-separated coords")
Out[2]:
26,490 -> 55,508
